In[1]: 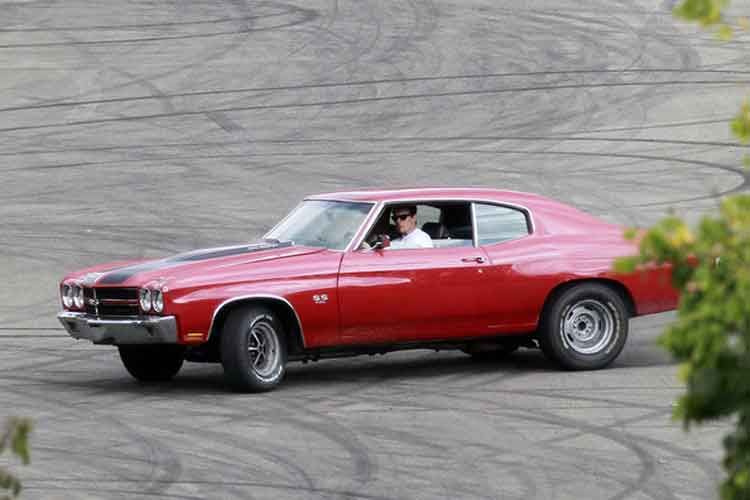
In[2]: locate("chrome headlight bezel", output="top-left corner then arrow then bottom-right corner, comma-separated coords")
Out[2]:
62,284 -> 74,308
73,285 -> 84,309
152,290 -> 164,313
139,288 -> 152,312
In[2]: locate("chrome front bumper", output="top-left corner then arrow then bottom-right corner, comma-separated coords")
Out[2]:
57,312 -> 178,345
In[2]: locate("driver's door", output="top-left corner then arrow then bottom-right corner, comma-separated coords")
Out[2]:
337,245 -> 489,344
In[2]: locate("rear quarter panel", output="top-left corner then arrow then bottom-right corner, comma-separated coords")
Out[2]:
480,232 -> 678,332
549,233 -> 679,316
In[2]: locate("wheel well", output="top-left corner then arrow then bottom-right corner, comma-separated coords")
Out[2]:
208,298 -> 305,355
540,278 -> 636,323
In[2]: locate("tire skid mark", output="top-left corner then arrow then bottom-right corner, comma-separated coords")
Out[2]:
538,407 -> 673,447
2,68 -> 746,114
134,392 -> 383,498
0,2 -> 304,127
255,0 -> 385,145
368,385 -> 717,500
0,8 -> 319,48
2,139 -> 743,173
0,10 -> 307,33
122,405 -> 321,494
24,481 -> 397,500
21,486 -> 206,500
0,350 -> 111,374
12,146 -> 734,203
0,79 -> 746,135
316,383 -> 666,498
1,382 -> 185,497
274,398 -> 376,491
0,119 -> 734,156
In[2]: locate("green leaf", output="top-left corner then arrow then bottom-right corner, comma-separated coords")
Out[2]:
0,418 -> 31,499
623,227 -> 639,240
731,101 -> 750,144
674,0 -> 729,25
717,24 -> 734,40
0,469 -> 20,498
614,256 -> 637,273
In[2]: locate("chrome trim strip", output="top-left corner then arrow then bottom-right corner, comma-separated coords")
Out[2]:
345,201 -> 384,253
57,311 -> 178,345
206,294 -> 306,347
471,202 -> 479,247
93,287 -> 99,317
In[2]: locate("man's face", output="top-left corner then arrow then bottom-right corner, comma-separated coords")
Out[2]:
392,208 -> 416,235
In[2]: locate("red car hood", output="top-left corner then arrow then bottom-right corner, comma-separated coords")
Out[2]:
65,242 -> 327,288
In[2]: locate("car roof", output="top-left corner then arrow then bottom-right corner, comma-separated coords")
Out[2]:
308,187 -> 550,205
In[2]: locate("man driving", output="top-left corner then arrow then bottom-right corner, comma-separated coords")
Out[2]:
388,205 -> 433,249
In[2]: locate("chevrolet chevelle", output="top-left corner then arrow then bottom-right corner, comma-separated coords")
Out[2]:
58,188 -> 678,392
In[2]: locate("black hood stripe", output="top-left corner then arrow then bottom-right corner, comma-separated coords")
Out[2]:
96,241 -> 292,285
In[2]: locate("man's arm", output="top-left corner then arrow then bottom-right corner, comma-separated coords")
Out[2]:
413,230 -> 433,248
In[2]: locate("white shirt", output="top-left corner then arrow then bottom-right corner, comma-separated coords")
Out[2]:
389,228 -> 434,249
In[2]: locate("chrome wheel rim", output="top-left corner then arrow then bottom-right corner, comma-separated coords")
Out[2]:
560,299 -> 614,355
247,320 -> 280,379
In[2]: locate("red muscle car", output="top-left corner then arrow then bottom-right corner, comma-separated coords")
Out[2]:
57,188 -> 678,392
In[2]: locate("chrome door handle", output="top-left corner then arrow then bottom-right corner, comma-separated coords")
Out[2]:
461,256 -> 486,263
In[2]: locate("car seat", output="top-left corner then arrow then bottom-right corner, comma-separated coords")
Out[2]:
421,222 -> 449,239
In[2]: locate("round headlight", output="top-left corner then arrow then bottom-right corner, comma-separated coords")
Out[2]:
139,288 -> 152,312
62,285 -> 73,308
152,290 -> 164,313
73,286 -> 84,309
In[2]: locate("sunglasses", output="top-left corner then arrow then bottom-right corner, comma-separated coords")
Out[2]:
392,213 -> 412,222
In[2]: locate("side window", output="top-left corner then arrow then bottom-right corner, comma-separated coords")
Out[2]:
474,203 -> 529,245
415,205 -> 440,228
359,202 -> 474,250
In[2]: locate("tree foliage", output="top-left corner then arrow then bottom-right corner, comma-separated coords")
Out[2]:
0,419 -> 31,500
615,1 -> 750,498
673,0 -> 728,26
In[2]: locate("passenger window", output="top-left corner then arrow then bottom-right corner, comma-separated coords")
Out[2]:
474,203 -> 529,245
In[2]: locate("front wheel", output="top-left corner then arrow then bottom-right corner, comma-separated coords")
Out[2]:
220,306 -> 288,392
538,283 -> 629,370
118,344 -> 185,382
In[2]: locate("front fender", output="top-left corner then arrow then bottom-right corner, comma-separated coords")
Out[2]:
167,277 -> 340,347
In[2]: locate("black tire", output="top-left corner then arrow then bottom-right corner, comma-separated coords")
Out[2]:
538,283 -> 629,370
118,344 -> 185,382
220,306 -> 288,392
462,343 -> 519,361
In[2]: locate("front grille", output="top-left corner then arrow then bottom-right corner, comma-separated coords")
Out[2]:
84,287 -> 140,318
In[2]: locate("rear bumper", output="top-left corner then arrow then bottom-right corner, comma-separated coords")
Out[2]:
57,311 -> 178,345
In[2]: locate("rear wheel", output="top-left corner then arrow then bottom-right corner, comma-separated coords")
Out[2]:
118,344 -> 185,382
538,283 -> 628,370
220,306 -> 288,392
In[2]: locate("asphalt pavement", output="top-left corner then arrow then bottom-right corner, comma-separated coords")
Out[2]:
1,0 -> 747,498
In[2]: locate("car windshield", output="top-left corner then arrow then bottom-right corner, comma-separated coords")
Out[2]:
265,200 -> 374,250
